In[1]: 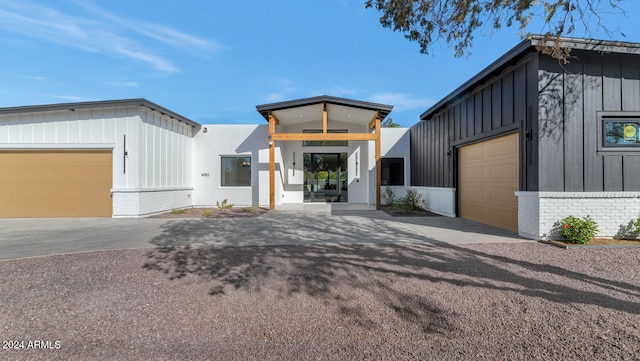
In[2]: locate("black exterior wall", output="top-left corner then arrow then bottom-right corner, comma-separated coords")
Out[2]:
538,50 -> 640,192
410,51 -> 539,191
411,39 -> 640,194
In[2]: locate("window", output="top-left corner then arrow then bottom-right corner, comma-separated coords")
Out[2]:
604,119 -> 640,146
302,129 -> 348,146
221,156 -> 251,186
598,113 -> 640,154
381,158 -> 404,186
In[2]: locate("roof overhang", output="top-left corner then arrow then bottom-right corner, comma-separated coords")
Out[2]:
418,35 -> 640,121
0,98 -> 201,128
256,95 -> 393,126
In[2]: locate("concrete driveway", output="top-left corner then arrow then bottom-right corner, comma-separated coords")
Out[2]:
0,208 -> 529,261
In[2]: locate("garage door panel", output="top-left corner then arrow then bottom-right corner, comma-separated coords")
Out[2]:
0,150 -> 112,217
459,133 -> 519,232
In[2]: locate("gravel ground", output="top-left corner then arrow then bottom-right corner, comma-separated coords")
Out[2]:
1,242 -> 639,360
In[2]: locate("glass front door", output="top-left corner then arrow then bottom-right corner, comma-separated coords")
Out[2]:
303,153 -> 348,202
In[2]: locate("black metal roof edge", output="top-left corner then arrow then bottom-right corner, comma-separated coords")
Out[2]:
418,38 -> 534,121
418,35 -> 640,122
255,95 -> 394,121
0,98 -> 201,128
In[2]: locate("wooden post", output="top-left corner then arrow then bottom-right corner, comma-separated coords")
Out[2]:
268,111 -> 276,210
322,102 -> 328,134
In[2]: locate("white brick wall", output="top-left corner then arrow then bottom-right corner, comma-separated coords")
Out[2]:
112,187 -> 194,217
516,191 -> 640,240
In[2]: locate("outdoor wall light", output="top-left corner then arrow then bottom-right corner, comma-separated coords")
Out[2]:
355,151 -> 359,176
203,127 -> 208,133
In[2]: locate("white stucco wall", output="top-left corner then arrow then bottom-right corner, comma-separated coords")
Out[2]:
192,124 -> 277,207
369,127 -> 411,204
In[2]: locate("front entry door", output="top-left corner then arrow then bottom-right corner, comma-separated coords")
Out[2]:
303,153 -> 348,202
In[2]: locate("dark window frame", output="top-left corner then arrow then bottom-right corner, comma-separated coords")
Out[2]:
597,111 -> 640,155
221,156 -> 251,187
381,158 -> 405,186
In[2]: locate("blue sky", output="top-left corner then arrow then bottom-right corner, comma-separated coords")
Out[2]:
1,0 -> 639,127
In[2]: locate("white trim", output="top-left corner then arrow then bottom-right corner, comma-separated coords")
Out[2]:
516,191 -> 640,198
0,143 -> 116,149
111,187 -> 194,193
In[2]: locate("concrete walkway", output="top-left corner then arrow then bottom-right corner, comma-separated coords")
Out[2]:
0,206 -> 530,261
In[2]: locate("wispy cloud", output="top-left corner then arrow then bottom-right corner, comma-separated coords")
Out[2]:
73,0 -> 218,53
0,0 -> 217,73
369,92 -> 433,112
328,87 -> 356,97
264,78 -> 297,102
105,81 -> 138,87
53,95 -> 97,102
22,75 -> 46,80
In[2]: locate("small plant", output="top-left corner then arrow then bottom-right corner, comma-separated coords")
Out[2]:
391,188 -> 424,213
203,209 -> 213,217
170,208 -> 187,214
242,205 -> 259,213
382,186 -> 396,207
404,188 -> 424,210
633,218 -> 640,235
216,198 -> 234,211
558,215 -> 598,244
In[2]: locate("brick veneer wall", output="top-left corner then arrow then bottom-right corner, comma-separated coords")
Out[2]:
112,187 -> 194,217
516,191 -> 640,240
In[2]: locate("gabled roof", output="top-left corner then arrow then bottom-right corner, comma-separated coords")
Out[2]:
419,35 -> 640,121
0,98 -> 201,128
256,95 -> 393,121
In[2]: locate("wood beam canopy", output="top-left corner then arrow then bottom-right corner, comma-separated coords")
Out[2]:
271,132 -> 376,141
267,105 -> 383,211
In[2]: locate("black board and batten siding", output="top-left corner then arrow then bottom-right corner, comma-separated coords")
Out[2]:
410,52 -> 539,191
412,47 -> 640,193
537,50 -> 640,192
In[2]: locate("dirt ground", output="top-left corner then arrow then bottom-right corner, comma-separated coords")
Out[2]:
149,207 -> 268,219
1,242 -> 638,360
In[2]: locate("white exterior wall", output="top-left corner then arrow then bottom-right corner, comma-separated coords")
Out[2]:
516,191 -> 640,240
0,106 -> 196,217
370,128 -> 411,204
192,124 -> 273,207
112,108 -> 195,216
412,187 -> 457,217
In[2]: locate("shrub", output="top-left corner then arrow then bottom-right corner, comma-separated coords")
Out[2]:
382,186 -> 396,207
393,188 -> 424,213
203,209 -> 213,217
558,215 -> 598,244
404,188 -> 424,210
170,208 -> 187,214
216,198 -> 234,211
633,218 -> 640,235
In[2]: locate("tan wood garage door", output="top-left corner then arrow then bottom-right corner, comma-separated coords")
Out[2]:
0,150 -> 112,217
458,133 -> 519,232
